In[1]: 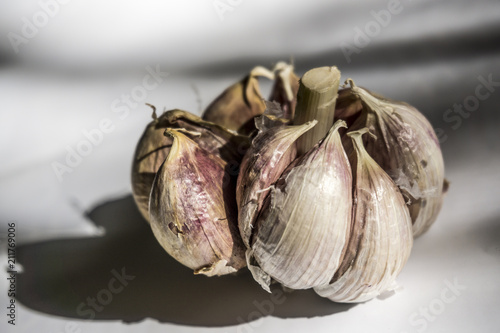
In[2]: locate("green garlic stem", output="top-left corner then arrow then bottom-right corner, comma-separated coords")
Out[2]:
293,66 -> 341,155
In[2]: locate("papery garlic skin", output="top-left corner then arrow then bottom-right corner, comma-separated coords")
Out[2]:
340,81 -> 446,237
131,108 -> 248,222
131,112 -> 172,221
149,129 -> 246,276
202,66 -> 274,135
268,62 -> 300,119
334,88 -> 363,128
236,119 -> 317,247
248,120 -> 352,291
315,128 -> 413,303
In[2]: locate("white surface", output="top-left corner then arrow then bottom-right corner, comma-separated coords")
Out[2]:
1,0 -> 499,332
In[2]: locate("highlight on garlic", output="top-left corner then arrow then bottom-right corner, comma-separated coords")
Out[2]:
245,120 -> 353,291
131,62 -> 447,300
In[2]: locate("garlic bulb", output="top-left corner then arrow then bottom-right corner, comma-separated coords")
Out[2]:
338,80 -> 446,237
149,129 -> 246,276
131,63 -> 446,302
202,66 -> 274,135
246,120 -> 352,291
314,128 -> 413,303
131,108 -> 249,222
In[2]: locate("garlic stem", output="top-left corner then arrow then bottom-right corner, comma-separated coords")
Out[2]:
293,66 -> 341,155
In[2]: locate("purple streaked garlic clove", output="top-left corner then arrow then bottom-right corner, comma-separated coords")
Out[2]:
149,128 -> 246,276
132,107 -> 249,222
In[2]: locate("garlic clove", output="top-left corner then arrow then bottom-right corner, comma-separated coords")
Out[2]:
149,128 -> 246,275
315,128 -> 413,303
339,80 -> 446,237
202,66 -> 274,135
314,128 -> 413,303
248,120 -> 352,291
236,118 -> 318,247
268,62 -> 300,120
132,107 -> 249,223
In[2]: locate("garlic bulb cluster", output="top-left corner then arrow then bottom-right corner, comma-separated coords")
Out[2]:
131,63 -> 447,302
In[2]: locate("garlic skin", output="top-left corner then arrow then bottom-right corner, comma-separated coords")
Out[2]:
334,88 -> 363,128
131,108 -> 249,222
268,62 -> 300,119
247,120 -> 352,291
339,80 -> 446,237
202,66 -> 274,135
315,128 -> 413,303
149,129 -> 246,276
236,119 -> 317,247
131,110 -> 172,221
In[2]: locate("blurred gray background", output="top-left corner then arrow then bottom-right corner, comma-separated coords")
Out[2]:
0,1 -> 499,333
